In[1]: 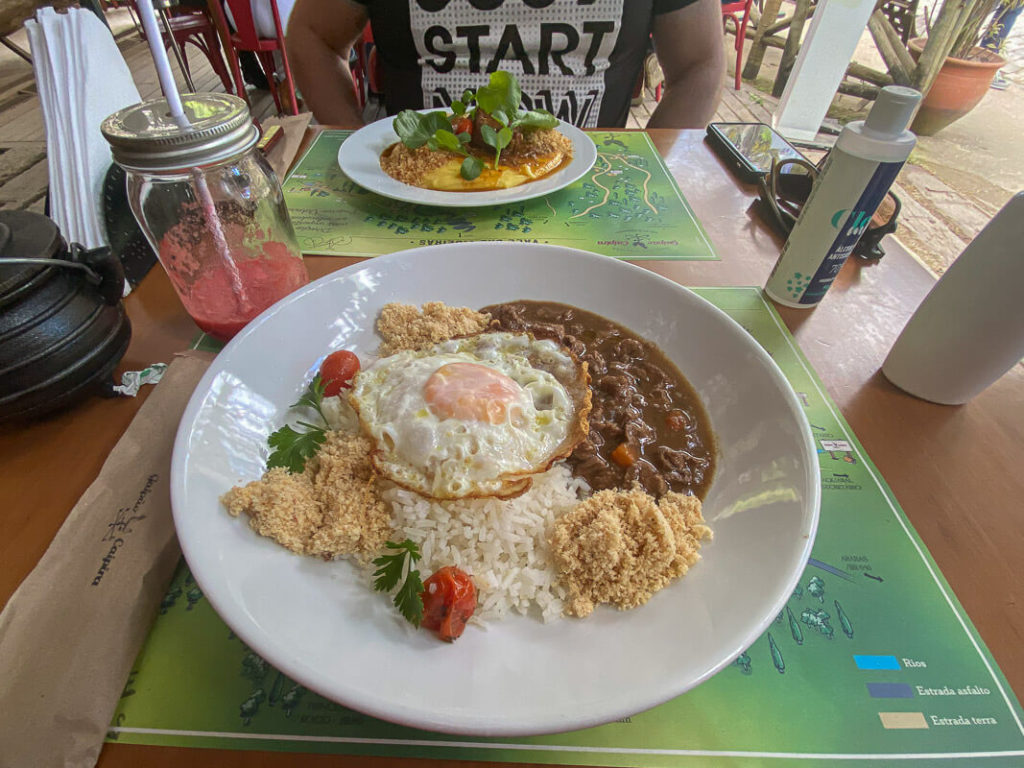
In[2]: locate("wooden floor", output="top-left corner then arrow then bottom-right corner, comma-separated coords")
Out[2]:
0,11 -> 978,274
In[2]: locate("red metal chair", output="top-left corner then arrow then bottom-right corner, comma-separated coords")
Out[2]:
206,0 -> 298,115
721,0 -> 754,90
351,24 -> 382,110
127,2 -> 234,94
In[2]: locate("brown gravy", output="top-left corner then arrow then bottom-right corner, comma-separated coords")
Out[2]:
483,301 -> 716,499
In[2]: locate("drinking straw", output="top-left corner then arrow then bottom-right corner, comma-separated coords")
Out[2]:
133,0 -> 188,128
134,0 -> 250,311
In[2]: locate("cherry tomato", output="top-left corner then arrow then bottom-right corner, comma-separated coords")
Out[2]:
319,350 -> 360,397
454,116 -> 473,135
421,566 -> 476,642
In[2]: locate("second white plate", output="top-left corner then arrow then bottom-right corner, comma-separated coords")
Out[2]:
337,112 -> 598,208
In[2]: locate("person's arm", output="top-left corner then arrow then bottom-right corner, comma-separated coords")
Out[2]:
287,0 -> 368,126
647,0 -> 725,129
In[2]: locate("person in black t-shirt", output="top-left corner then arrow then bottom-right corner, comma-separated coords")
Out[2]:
287,0 -> 724,128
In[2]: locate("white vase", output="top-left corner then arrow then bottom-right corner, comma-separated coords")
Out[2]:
881,192 -> 1024,404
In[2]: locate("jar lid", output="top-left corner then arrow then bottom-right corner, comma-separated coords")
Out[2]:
0,210 -> 63,300
100,93 -> 260,172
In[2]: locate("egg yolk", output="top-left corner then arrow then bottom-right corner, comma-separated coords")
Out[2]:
424,362 -> 523,425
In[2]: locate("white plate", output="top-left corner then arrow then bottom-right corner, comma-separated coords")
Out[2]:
337,113 -> 598,207
172,243 -> 820,737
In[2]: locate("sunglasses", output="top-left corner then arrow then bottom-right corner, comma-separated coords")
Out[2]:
755,156 -> 901,261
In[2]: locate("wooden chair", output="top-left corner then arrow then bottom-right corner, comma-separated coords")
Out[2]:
205,0 -> 298,115
721,0 -> 754,90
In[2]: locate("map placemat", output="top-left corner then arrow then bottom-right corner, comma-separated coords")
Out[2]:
282,130 -> 718,260
109,288 -> 1023,766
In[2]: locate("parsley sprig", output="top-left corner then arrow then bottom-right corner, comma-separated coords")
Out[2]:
372,539 -> 425,627
266,375 -> 329,473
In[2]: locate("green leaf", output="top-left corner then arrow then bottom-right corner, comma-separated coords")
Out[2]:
371,540 -> 420,592
371,540 -> 425,627
432,129 -> 469,156
491,109 -> 509,127
266,423 -> 327,473
460,155 -> 483,180
512,109 -> 559,131
475,70 -> 521,119
451,99 -> 466,115
395,569 -> 425,627
371,554 -> 404,592
480,124 -> 513,169
461,89 -> 474,104
393,110 -> 452,149
292,375 -> 326,420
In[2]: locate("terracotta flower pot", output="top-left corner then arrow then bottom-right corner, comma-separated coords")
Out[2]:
908,38 -> 1006,136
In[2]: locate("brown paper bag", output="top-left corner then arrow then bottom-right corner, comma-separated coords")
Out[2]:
0,350 -> 213,768
261,112 -> 313,180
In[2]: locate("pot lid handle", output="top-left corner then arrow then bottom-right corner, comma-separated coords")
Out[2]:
0,256 -> 102,283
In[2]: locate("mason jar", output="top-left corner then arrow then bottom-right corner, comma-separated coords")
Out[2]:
101,94 -> 308,341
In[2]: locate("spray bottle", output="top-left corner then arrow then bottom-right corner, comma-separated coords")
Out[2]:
765,86 -> 922,308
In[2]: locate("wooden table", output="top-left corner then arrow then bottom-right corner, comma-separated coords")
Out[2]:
2,128 -> 1021,767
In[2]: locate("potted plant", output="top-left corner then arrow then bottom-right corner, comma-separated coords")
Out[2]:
866,0 -> 1012,134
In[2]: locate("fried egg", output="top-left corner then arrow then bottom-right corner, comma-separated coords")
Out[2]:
349,332 -> 590,500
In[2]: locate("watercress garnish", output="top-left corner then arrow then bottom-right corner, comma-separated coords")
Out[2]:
393,110 -> 451,149
392,72 -> 559,177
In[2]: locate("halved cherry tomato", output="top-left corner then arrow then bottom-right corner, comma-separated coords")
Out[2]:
319,350 -> 360,397
421,566 -> 476,642
454,116 -> 473,135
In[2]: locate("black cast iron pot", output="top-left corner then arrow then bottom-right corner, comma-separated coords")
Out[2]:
0,210 -> 131,423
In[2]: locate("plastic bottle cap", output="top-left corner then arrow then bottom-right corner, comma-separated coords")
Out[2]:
864,86 -> 922,139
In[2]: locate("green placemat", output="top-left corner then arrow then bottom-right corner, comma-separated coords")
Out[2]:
110,288 -> 1023,766
282,130 -> 717,261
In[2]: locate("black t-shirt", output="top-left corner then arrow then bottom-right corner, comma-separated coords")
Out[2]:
351,0 -> 697,127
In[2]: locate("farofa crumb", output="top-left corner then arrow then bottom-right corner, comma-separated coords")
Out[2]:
377,301 -> 491,355
504,128 -> 573,164
380,142 -> 454,186
550,486 -> 712,618
221,432 -> 392,561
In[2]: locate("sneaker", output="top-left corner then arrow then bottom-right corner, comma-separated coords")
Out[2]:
991,71 -> 1009,90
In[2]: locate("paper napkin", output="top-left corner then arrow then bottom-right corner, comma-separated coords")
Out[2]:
25,7 -> 140,251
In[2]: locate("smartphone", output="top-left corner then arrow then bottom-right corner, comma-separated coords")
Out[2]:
705,122 -> 807,183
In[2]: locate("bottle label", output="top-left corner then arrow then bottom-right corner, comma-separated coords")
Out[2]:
798,159 -> 905,304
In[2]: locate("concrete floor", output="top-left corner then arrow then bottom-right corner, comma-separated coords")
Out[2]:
708,9 -> 1024,276
844,13 -> 1024,274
